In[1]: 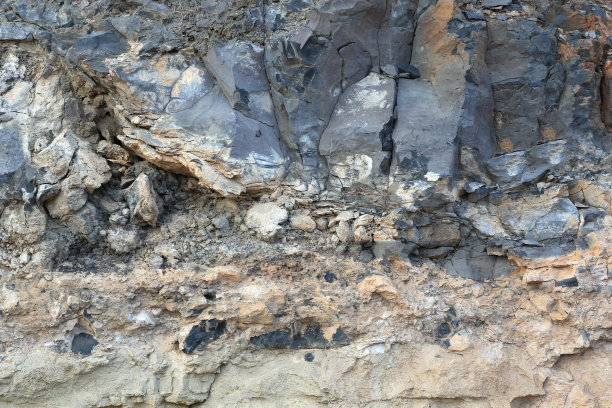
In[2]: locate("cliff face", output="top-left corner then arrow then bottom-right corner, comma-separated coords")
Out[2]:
0,0 -> 611,407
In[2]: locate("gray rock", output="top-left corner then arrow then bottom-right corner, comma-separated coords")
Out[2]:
336,220 -> 352,243
443,247 -> 514,281
498,190 -> 580,241
485,140 -> 566,189
0,123 -> 25,181
212,215 -> 231,230
245,203 -> 288,241
0,203 -> 46,244
486,19 -> 561,150
0,22 -> 40,41
107,227 -> 141,254
483,0 -> 511,8
390,79 -> 458,183
32,133 -> 77,185
125,174 -> 160,227
319,73 -> 395,191
66,31 -> 129,73
204,40 -> 276,126
112,58 -> 287,196
418,221 -> 461,249
464,9 -> 486,21
372,240 -> 416,260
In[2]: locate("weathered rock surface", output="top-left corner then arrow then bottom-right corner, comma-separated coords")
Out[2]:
0,0 -> 611,406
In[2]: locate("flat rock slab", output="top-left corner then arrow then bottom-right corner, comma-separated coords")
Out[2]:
391,79 -> 457,182
483,0 -> 512,8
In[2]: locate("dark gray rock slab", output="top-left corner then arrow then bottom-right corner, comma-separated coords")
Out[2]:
319,72 -> 395,191
485,140 -> 566,189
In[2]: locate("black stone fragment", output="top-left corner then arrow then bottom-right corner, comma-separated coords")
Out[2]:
555,277 -> 579,287
397,64 -> 420,79
331,328 -> 350,346
304,352 -> 314,362
324,271 -> 337,283
249,325 -> 350,349
436,322 -> 452,339
182,319 -> 226,354
71,333 -> 99,356
379,117 -> 394,151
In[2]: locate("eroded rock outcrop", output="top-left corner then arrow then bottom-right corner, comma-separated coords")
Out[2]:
0,0 -> 611,407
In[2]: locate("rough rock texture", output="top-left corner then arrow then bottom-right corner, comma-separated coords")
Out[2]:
1,0 -> 612,407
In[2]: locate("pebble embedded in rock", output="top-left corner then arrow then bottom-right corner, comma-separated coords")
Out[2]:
290,214 -> 316,233
71,333 -> 99,356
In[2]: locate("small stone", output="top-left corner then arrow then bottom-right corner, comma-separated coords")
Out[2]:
71,333 -> 99,356
290,214 -> 316,233
397,64 -> 421,79
315,218 -> 328,231
464,8 -> 485,20
125,173 -> 160,227
245,202 -> 288,241
359,250 -> 374,263
304,352 -> 315,362
19,252 -> 30,265
358,275 -> 399,303
149,255 -> 164,269
336,220 -> 352,243
107,227 -> 140,254
353,226 -> 372,244
448,332 -> 471,351
212,215 -> 231,230
324,271 -> 337,283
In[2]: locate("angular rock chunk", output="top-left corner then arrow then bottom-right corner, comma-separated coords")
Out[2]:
265,0 -> 415,183
0,203 -> 46,244
483,0 -> 511,8
71,333 -> 99,356
107,227 -> 141,254
32,133 -> 77,185
319,72 -> 395,191
0,22 -> 40,41
182,319 -> 226,354
66,30 -> 129,73
290,214 -> 316,233
109,57 -> 287,196
485,140 -> 566,189
125,174 -> 160,227
497,189 -> 580,241
46,140 -> 111,218
204,40 -> 276,126
245,202 -> 288,241
0,123 -> 25,181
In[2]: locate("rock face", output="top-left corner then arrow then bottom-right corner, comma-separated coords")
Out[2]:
1,0 -> 612,407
